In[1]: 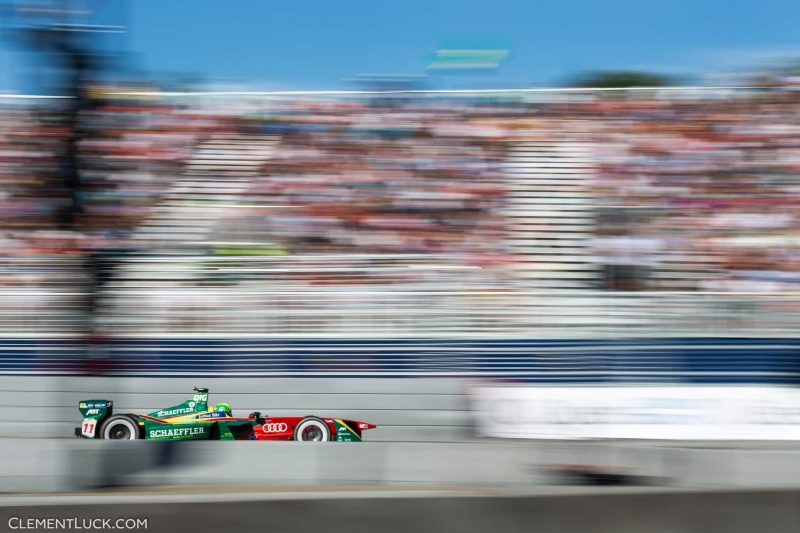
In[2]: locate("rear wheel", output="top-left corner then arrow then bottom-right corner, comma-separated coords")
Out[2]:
98,415 -> 141,440
293,417 -> 330,442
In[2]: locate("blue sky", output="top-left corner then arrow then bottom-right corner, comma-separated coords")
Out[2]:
4,0 -> 800,92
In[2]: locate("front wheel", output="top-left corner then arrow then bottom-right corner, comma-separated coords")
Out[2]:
98,415 -> 141,440
293,417 -> 330,442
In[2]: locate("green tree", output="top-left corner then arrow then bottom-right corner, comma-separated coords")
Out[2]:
568,70 -> 675,88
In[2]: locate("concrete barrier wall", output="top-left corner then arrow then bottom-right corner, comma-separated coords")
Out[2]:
5,438 -> 800,493
1,489 -> 799,533
125,441 -> 800,489
0,376 -> 470,441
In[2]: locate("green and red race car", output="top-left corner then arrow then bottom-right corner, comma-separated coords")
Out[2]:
75,388 -> 375,442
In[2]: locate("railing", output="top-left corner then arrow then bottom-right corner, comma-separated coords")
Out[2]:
0,258 -> 798,378
0,286 -> 799,338
0,255 -> 798,338
0,286 -> 800,378
95,289 -> 800,338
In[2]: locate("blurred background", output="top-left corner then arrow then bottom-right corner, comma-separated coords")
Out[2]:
1,1 -> 800,530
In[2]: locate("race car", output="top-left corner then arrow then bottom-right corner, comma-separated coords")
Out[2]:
75,387 -> 375,442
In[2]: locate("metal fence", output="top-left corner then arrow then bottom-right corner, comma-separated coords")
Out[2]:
1,254 -> 797,379
1,286 -> 799,338
1,248 -> 798,338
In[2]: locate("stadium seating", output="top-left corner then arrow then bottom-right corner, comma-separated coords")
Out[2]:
503,139 -> 597,289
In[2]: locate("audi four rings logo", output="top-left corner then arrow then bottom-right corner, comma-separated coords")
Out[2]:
260,423 -> 288,433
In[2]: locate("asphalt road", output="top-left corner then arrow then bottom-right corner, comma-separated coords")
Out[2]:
0,486 -> 798,533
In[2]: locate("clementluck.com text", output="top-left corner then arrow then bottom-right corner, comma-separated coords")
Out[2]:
8,518 -> 147,530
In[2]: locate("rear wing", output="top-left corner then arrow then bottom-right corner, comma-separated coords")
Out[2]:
76,400 -> 112,439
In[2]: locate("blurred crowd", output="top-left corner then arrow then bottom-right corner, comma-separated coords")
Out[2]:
244,102 -> 508,265
0,105 -> 184,286
77,104 -> 210,232
1,80 -> 800,297
590,89 -> 800,292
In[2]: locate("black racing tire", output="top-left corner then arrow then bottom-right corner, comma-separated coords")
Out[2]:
293,416 -> 331,442
98,414 -> 142,440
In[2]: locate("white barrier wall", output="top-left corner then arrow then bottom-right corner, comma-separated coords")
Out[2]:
0,376 -> 471,442
471,386 -> 800,440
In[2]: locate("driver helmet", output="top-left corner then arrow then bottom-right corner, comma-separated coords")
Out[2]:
215,403 -> 232,417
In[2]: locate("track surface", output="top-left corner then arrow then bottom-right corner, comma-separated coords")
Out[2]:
0,486 -> 798,533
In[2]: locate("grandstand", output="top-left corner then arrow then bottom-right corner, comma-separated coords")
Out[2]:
1,85 -> 800,369
135,133 -> 281,246
504,138 -> 597,289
